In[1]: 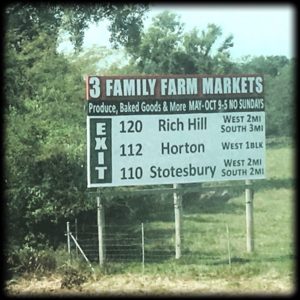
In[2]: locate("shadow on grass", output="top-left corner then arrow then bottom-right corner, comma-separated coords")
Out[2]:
181,177 -> 295,216
174,252 -> 251,266
204,257 -> 251,266
177,250 -> 294,266
87,251 -> 295,268
250,253 -> 295,263
254,178 -> 295,191
184,200 -> 244,215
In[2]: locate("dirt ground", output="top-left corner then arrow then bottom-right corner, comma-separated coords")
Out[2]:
4,273 -> 295,297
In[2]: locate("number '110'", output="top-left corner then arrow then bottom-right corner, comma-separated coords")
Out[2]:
120,167 -> 143,180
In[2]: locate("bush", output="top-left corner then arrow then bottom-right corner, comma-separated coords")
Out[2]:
6,245 -> 57,276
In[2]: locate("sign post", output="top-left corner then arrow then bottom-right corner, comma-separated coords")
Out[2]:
245,179 -> 254,252
97,195 -> 105,265
173,184 -> 183,259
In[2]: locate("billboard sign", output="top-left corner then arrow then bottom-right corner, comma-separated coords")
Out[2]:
86,74 -> 265,188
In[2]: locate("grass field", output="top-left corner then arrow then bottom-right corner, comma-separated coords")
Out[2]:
5,138 -> 296,296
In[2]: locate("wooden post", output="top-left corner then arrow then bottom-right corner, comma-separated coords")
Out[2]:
66,221 -> 71,260
97,195 -> 105,266
173,183 -> 183,259
245,179 -> 254,252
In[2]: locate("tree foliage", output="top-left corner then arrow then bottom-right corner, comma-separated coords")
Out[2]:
127,11 -> 235,74
237,55 -> 289,77
264,59 -> 295,136
4,33 -> 87,248
233,55 -> 294,136
4,3 -> 148,248
5,3 -> 148,52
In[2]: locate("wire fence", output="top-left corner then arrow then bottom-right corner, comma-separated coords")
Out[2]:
64,183 -> 257,267
66,217 -> 248,266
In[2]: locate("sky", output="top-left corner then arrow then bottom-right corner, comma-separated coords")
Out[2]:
59,4 -> 295,60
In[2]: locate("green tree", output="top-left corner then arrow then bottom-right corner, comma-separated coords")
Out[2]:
4,3 -> 148,248
128,11 -> 235,74
130,11 -> 185,73
4,32 -> 88,248
237,55 -> 289,76
233,55 -> 293,137
265,59 -> 295,137
5,3 -> 148,52
182,24 -> 235,74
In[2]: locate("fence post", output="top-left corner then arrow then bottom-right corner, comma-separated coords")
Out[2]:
97,195 -> 105,266
75,218 -> 78,258
69,232 -> 95,272
245,179 -> 254,252
66,221 -> 71,260
141,222 -> 145,273
226,224 -> 232,266
173,183 -> 183,259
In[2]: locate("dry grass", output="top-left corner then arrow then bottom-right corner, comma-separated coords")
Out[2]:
5,272 -> 294,297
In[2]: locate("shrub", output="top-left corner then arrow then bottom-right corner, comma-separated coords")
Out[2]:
6,245 -> 57,276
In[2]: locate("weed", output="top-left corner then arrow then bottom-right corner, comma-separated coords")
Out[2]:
60,265 -> 87,289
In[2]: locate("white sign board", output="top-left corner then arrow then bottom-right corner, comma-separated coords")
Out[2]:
86,75 -> 265,188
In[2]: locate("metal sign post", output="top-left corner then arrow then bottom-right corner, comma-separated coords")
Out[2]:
173,184 -> 183,259
97,194 -> 105,265
245,179 -> 254,252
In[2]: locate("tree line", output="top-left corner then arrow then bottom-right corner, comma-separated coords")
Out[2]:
4,5 -> 295,254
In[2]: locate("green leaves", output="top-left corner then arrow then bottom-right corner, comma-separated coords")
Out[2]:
4,3 -> 150,251
5,3 -> 148,52
5,23 -> 84,248
238,55 -> 289,77
128,11 -> 235,74
265,61 -> 295,136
